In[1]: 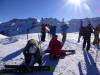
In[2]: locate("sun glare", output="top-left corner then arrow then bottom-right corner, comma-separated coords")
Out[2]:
64,0 -> 91,11
69,0 -> 81,5
63,0 -> 93,18
67,0 -> 84,7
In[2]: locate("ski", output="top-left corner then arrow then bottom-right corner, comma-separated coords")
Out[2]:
0,65 -> 54,74
44,49 -> 75,54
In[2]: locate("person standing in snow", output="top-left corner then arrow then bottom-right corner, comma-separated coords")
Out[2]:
50,26 -> 57,38
78,23 -> 93,51
61,23 -> 69,43
41,23 -> 46,42
48,35 -> 66,58
93,24 -> 100,46
23,39 -> 42,66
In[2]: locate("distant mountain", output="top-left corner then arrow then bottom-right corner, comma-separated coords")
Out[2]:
0,17 -> 100,36
0,18 -> 38,36
68,17 -> 100,32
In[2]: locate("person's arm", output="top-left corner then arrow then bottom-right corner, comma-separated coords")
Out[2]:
78,34 -> 81,43
78,28 -> 82,43
57,40 -> 63,49
46,26 -> 50,33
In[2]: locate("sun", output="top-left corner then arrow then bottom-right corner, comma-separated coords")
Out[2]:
67,0 -> 84,7
63,0 -> 93,18
69,0 -> 81,5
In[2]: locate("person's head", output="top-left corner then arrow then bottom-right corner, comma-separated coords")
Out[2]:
41,23 -> 46,27
87,23 -> 91,28
26,39 -> 34,48
53,35 -> 58,40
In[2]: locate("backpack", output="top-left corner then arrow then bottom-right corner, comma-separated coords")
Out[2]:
79,26 -> 85,36
79,26 -> 93,37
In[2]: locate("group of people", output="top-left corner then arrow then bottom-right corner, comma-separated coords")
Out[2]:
41,22 -> 69,43
78,22 -> 100,51
23,21 -> 100,66
23,34 -> 68,66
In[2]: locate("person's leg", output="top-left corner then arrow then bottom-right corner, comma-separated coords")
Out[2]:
52,33 -> 55,37
43,32 -> 46,41
25,53 -> 31,65
41,32 -> 46,41
93,31 -> 98,45
96,32 -> 99,45
62,33 -> 66,43
41,32 -> 43,41
86,37 -> 90,51
83,37 -> 86,50
37,57 -> 42,66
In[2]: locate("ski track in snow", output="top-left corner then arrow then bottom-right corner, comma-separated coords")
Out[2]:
0,33 -> 100,75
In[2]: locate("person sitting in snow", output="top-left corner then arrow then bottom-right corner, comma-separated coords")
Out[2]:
23,39 -> 42,66
48,35 -> 66,58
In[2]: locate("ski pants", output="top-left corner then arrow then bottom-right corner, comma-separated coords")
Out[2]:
62,33 -> 66,42
93,31 -> 99,45
23,52 -> 31,65
83,36 -> 91,51
41,32 -> 46,41
23,53 -> 42,66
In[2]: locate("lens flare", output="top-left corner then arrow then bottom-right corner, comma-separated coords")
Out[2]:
68,0 -> 82,6
63,0 -> 93,17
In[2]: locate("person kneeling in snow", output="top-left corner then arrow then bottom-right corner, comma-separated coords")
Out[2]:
23,39 -> 42,66
48,35 -> 66,58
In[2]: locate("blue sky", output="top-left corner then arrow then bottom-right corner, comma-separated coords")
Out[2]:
0,0 -> 100,22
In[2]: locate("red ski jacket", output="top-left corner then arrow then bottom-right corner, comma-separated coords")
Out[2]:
41,24 -> 46,32
49,37 -> 62,56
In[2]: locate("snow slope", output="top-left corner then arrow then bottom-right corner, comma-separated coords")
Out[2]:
0,32 -> 100,75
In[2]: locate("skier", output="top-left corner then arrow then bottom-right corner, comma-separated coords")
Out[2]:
93,24 -> 100,46
61,23 -> 69,43
23,39 -> 42,66
41,23 -> 46,42
48,35 -> 66,58
78,23 -> 93,51
50,26 -> 57,37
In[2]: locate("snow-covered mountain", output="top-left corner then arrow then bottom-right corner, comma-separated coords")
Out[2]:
0,17 -> 100,36
0,18 -> 38,36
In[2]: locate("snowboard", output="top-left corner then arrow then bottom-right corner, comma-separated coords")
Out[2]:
0,65 -> 53,74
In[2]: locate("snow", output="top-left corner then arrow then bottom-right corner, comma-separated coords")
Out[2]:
0,17 -> 100,75
0,34 -> 8,39
0,32 -> 100,75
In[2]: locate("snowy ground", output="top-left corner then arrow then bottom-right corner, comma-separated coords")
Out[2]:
0,32 -> 100,75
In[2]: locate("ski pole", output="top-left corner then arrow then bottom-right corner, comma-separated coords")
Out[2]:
27,29 -> 29,41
